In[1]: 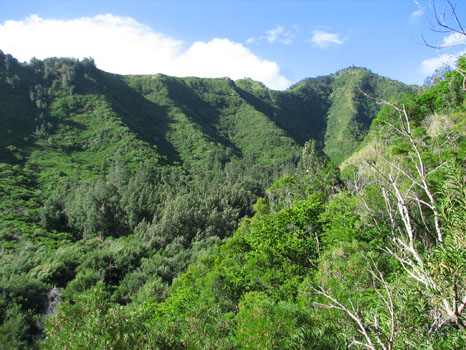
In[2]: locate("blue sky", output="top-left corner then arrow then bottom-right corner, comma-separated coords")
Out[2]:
1,0 -> 465,89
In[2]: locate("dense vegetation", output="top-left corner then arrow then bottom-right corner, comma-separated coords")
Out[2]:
41,57 -> 466,350
1,48 -> 463,350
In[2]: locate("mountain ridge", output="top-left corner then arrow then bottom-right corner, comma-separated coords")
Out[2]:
0,51 -> 416,167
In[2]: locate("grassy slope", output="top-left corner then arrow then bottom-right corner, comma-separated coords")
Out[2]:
322,68 -> 417,164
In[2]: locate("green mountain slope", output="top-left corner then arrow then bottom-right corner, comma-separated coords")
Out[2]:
296,67 -> 417,164
0,52 -> 414,171
40,57 -> 466,350
124,74 -> 301,170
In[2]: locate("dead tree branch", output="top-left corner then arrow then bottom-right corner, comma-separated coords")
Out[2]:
312,261 -> 396,350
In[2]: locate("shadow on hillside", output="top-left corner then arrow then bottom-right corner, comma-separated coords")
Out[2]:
163,78 -> 243,158
60,118 -> 86,131
0,80 -> 38,165
100,72 -> 182,165
232,86 -> 329,149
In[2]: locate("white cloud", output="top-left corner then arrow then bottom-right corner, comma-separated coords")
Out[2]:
311,30 -> 344,48
173,38 -> 290,90
0,14 -> 290,90
441,33 -> 466,47
409,7 -> 424,24
410,8 -> 424,18
265,25 -> 293,44
410,0 -> 425,22
266,25 -> 284,43
421,50 -> 466,75
247,25 -> 295,45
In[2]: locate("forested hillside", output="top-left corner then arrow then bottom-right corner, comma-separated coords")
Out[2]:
40,55 -> 466,350
0,49 -> 446,350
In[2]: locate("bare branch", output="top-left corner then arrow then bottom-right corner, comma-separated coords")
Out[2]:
313,286 -> 376,349
312,260 -> 397,350
355,72 -> 466,338
373,99 -> 445,243
418,0 -> 466,90
430,0 -> 466,38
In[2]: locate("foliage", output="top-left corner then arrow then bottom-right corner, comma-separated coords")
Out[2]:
1,49 -> 463,349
